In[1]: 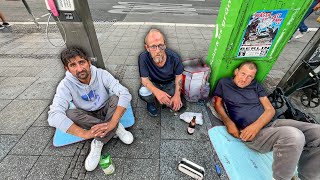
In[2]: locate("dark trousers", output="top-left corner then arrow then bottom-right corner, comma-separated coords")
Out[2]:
139,81 -> 175,103
66,95 -> 119,143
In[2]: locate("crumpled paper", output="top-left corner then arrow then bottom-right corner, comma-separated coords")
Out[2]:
179,112 -> 203,125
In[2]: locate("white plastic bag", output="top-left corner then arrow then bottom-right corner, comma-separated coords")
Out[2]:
179,112 -> 203,125
182,64 -> 211,102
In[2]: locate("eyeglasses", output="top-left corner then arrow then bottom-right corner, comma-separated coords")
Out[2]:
147,44 -> 166,51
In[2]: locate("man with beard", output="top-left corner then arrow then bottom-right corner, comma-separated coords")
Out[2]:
138,29 -> 184,117
48,47 -> 134,172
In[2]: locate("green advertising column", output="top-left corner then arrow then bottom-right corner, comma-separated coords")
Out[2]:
206,0 -> 313,90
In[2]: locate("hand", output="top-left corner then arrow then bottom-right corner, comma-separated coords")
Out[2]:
90,121 -> 118,138
240,124 -> 261,142
82,130 -> 95,139
226,121 -> 240,138
314,3 -> 320,11
154,89 -> 171,105
170,94 -> 182,111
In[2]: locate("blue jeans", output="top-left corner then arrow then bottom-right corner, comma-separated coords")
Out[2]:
298,0 -> 318,32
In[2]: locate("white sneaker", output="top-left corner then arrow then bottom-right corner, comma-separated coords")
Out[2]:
115,123 -> 133,144
85,139 -> 104,171
295,30 -> 309,39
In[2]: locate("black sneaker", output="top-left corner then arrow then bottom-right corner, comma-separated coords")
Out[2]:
2,22 -> 10,27
0,25 -> 4,30
147,102 -> 158,117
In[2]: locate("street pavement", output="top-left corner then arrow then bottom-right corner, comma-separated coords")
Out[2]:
0,19 -> 320,180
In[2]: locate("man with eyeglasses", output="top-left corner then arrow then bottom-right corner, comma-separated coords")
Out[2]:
138,28 -> 184,117
213,61 -> 320,180
48,47 -> 134,172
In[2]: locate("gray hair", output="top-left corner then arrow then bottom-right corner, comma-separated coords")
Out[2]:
144,28 -> 166,45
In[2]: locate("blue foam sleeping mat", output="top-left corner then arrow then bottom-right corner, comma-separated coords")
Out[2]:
208,126 -> 273,180
53,105 -> 135,147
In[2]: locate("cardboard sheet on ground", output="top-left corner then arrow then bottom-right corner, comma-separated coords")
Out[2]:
53,105 -> 135,147
208,126 -> 273,180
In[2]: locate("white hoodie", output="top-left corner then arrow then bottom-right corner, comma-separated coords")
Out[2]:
48,65 -> 132,132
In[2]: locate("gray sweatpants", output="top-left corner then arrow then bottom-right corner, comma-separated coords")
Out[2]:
66,95 -> 119,144
244,119 -> 320,180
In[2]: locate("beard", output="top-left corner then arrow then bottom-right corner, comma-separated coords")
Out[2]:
153,55 -> 164,64
76,69 -> 89,80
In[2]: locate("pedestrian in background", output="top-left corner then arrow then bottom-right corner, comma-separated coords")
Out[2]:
0,11 -> 11,30
295,0 -> 320,39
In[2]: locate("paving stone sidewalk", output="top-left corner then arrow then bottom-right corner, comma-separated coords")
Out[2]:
0,23 -> 319,180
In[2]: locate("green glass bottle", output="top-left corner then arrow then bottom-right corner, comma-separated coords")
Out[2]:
99,152 -> 115,175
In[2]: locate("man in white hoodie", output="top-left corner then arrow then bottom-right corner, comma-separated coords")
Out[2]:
48,47 -> 134,171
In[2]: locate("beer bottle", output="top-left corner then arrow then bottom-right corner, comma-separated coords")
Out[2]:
187,116 -> 196,135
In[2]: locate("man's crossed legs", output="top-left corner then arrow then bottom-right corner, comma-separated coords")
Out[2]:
67,95 -> 133,171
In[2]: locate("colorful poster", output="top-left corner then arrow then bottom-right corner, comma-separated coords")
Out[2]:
237,10 -> 288,57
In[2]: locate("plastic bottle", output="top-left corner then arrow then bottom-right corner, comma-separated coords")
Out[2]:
187,116 -> 196,135
99,152 -> 115,175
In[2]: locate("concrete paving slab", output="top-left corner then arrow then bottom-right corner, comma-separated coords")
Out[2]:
25,156 -> 72,180
9,127 -> 53,156
36,66 -> 65,78
120,36 -> 136,43
131,107 -> 161,130
32,106 -> 49,127
100,41 -> 118,49
126,129 -> 160,159
122,159 -> 159,180
116,42 -> 133,49
103,139 -> 129,158
16,66 -> 45,77
105,65 -> 118,77
179,43 -> 196,51
128,48 -> 143,57
125,56 -> 138,66
0,66 -> 25,77
5,46 -> 29,55
0,99 -> 49,134
17,78 -> 61,100
42,138 -> 80,156
0,99 -> 11,111
111,48 -> 131,56
106,56 -> 128,65
160,139 -> 217,180
0,155 -> 38,180
178,38 -> 193,44
0,135 -> 20,161
136,98 -> 146,108
0,58 -> 58,67
0,77 -> 6,82
33,48 -> 61,55
123,66 -> 140,79
0,77 -> 37,99
85,158 -> 124,180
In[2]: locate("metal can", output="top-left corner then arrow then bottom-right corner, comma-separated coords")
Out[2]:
99,152 -> 115,175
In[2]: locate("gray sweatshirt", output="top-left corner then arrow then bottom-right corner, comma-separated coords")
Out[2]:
48,65 -> 132,132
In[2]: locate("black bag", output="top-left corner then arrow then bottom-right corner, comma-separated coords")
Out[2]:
279,108 -> 317,124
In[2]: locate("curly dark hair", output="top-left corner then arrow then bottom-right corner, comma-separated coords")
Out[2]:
60,47 -> 88,67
